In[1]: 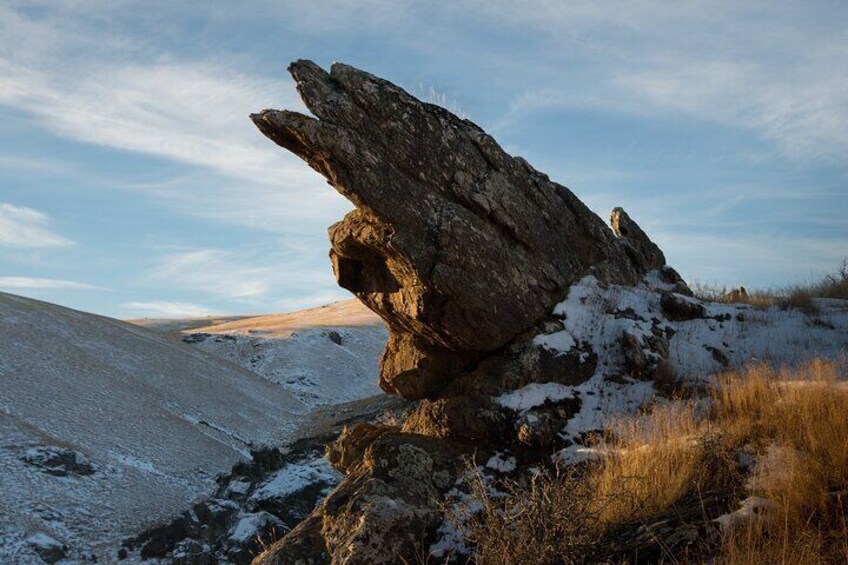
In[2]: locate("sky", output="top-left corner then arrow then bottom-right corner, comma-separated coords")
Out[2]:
1,1 -> 846,319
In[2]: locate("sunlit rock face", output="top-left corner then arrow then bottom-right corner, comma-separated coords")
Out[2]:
251,60 -> 689,565
252,60 -> 663,399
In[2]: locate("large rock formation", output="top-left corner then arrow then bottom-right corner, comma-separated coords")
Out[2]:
250,60 -> 680,564
252,60 -> 665,400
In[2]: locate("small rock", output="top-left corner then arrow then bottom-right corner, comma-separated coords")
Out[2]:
171,539 -> 213,565
21,446 -> 96,477
325,330 -> 343,345
722,286 -> 748,303
660,292 -> 706,321
26,533 -> 66,564
706,345 -> 729,367
182,333 -> 211,344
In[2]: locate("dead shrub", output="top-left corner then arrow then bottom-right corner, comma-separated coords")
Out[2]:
453,466 -> 604,565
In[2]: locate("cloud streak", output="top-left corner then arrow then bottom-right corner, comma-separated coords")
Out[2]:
0,203 -> 73,248
123,300 -> 215,318
140,246 -> 342,304
477,0 -> 848,162
0,276 -> 104,290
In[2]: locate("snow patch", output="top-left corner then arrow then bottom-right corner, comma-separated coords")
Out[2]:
495,382 -> 576,412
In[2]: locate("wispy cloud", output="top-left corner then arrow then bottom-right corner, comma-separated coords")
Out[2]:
0,276 -> 104,290
123,300 -> 214,318
138,244 -> 346,307
144,249 -> 274,300
477,0 -> 848,162
0,203 -> 73,248
0,4 -> 318,187
0,3 -> 346,238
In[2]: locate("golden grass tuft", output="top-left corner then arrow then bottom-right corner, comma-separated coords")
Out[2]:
716,360 -> 848,564
691,258 -> 848,311
592,401 -> 713,525
456,467 -> 603,565
455,359 -> 848,564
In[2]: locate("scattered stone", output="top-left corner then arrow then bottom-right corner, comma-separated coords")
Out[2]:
26,533 -> 66,564
21,446 -> 95,477
171,539 -> 213,565
660,292 -> 707,321
325,330 -> 343,345
182,333 -> 211,344
225,511 -> 285,563
706,345 -> 730,367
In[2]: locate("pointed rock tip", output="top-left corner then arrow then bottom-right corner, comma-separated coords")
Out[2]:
287,59 -> 330,84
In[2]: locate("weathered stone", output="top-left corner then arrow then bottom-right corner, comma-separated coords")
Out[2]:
21,446 -> 95,477
661,292 -> 707,321
610,207 -> 665,272
325,424 -> 395,475
26,534 -> 66,564
723,286 -> 748,303
402,394 -> 510,442
658,265 -> 693,296
250,60 -> 680,565
253,60 -> 669,398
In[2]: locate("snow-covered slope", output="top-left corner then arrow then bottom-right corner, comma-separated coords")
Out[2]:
503,275 -> 848,460
178,300 -> 387,407
0,292 -> 311,563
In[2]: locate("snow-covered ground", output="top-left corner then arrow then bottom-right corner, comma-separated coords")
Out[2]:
501,274 -> 848,460
432,274 -> 848,558
5,282 -> 845,563
0,294 -> 385,563
176,300 -> 387,407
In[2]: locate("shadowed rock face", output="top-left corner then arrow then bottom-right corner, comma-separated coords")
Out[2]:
252,60 -> 662,399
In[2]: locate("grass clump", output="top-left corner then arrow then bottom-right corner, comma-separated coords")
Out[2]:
456,467 -> 603,565
691,258 -> 848,313
453,359 -> 848,564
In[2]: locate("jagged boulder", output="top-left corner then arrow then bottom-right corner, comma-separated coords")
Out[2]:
252,60 -> 667,399
251,60 -> 678,565
610,207 -> 666,272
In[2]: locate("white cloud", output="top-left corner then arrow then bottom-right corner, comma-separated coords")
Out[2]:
123,300 -> 215,318
139,244 -> 343,307
0,4 -> 321,187
0,59 -> 309,186
0,203 -> 73,248
144,249 -> 274,300
0,276 -> 104,290
0,4 -> 346,237
477,0 -> 848,161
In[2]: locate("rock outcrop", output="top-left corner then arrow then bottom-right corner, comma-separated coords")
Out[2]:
251,60 -> 681,564
252,60 -> 666,400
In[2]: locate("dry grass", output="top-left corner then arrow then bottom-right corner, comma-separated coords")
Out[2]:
454,466 -> 604,565
690,281 -> 820,314
691,259 -> 848,313
715,360 -> 848,564
455,359 -> 848,564
592,402 -> 716,525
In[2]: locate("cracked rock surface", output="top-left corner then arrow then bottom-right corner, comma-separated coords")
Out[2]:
252,60 -> 664,400
251,60 -> 678,564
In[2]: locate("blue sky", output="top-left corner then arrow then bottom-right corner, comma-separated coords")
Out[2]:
1,1 -> 846,318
